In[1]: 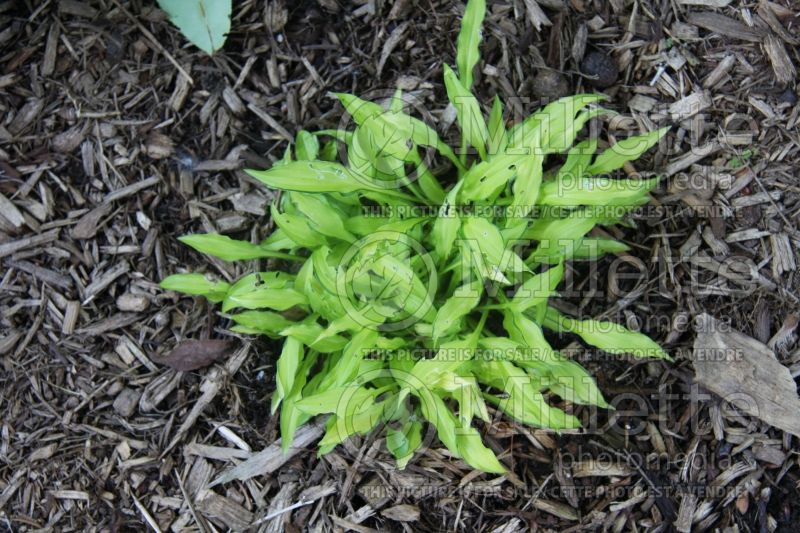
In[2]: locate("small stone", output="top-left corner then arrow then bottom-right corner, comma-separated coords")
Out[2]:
135,211 -> 152,231
154,311 -> 170,328
132,39 -> 149,59
531,70 -> 570,98
117,293 -> 149,312
230,192 -> 269,216
113,388 -> 140,417
215,213 -> 249,233
580,51 -> 619,88
106,380 -> 124,397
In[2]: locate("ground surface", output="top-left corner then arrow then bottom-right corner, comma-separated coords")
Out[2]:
1,0 -> 799,531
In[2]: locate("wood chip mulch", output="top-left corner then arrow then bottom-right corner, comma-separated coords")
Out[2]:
1,1 -> 799,531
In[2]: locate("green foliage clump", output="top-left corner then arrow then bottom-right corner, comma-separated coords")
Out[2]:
161,0 -> 669,473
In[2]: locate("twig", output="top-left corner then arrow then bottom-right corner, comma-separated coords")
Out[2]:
131,490 -> 163,533
250,499 -> 314,526
175,470 -> 209,533
110,0 -> 193,85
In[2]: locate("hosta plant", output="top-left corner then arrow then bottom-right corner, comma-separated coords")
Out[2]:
161,0 -> 669,473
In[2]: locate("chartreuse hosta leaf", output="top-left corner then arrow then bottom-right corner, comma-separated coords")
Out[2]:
162,0 -> 670,474
462,216 -> 506,266
462,216 -> 528,283
510,152 -> 544,218
572,237 -> 630,259
527,236 -> 631,266
418,389 -> 459,455
443,64 -> 488,161
289,193 -> 355,243
410,319 -> 484,393
323,329 -> 379,389
295,384 -> 378,416
487,96 -> 508,156
587,127 -> 669,175
461,153 -> 526,201
318,390 -> 391,453
222,272 -> 306,312
455,0 -> 485,90
456,426 -> 505,474
502,312 -> 608,408
473,354 -> 580,430
295,130 -> 319,161
229,310 -> 293,337
538,175 -> 661,207
280,349 -> 319,451
271,337 -> 302,414
179,234 -> 302,262
558,138 -> 598,181
247,161 -> 364,193
524,210 -> 616,265
432,280 -> 482,340
280,321 -> 348,353
543,307 -> 670,360
431,181 -> 463,263
270,205 -> 327,248
336,92 -> 462,172
386,417 -> 423,470
507,94 -> 606,154
160,273 -> 229,303
508,262 -> 564,315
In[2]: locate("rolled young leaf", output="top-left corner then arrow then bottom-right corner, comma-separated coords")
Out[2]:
443,64 -> 489,161
487,95 -> 508,157
271,337 -> 303,414
431,182 -> 464,263
386,419 -> 423,470
455,0 -> 486,90
295,130 -> 319,161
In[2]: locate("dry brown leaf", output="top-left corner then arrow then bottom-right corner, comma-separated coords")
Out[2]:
155,339 -> 236,371
693,314 -> 800,438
